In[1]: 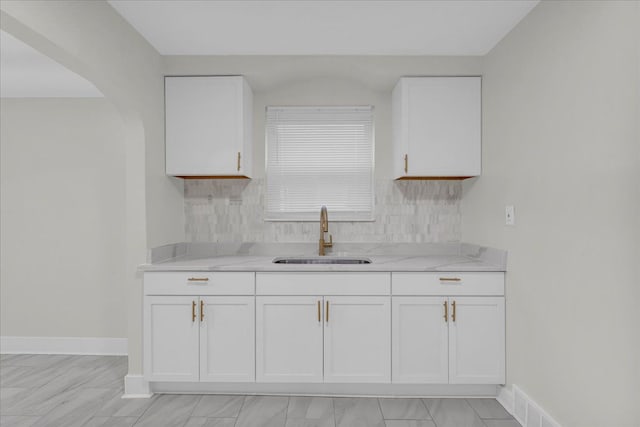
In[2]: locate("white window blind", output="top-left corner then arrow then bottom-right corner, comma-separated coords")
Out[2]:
266,106 -> 374,221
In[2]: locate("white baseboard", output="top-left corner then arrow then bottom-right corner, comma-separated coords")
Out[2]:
123,375 -> 152,398
497,385 -> 515,415
499,384 -> 561,427
150,382 -> 498,397
0,336 -> 127,356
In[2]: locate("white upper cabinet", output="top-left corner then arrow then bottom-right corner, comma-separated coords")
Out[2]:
165,76 -> 253,178
392,77 -> 481,179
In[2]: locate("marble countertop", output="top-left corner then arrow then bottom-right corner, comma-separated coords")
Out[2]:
139,242 -> 507,272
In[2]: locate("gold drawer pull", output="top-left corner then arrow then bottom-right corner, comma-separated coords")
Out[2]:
317,300 -> 321,323
452,300 -> 457,322
439,277 -> 461,282
200,300 -> 204,322
192,301 -> 196,322
188,277 -> 209,282
443,300 -> 448,322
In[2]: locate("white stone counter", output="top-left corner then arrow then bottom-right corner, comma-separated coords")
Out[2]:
139,242 -> 506,272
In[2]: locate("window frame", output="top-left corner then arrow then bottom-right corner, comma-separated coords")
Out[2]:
264,105 -> 375,222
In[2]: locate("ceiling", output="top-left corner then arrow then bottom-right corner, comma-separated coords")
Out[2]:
108,0 -> 539,56
0,2 -> 539,98
0,31 -> 103,98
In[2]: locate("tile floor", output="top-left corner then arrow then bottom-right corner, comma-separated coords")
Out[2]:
0,355 -> 519,427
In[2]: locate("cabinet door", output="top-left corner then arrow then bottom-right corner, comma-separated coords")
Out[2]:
324,296 -> 391,383
392,297 -> 449,383
165,76 -> 247,176
144,296 -> 199,382
256,296 -> 323,383
397,77 -> 481,177
449,297 -> 505,384
200,296 -> 255,382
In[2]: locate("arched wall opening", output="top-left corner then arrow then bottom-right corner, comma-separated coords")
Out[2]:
0,3 -> 178,381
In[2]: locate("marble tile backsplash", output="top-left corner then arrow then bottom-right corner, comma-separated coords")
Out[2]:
184,179 -> 461,243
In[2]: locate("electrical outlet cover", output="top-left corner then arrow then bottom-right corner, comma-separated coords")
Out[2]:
505,205 -> 515,225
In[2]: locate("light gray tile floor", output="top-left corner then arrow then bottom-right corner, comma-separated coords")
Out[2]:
0,355 -> 519,427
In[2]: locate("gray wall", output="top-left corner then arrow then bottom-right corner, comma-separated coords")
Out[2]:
164,56 -> 482,242
462,2 -> 640,426
1,99 -> 126,339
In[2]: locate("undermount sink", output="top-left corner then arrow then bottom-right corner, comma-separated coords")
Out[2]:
272,256 -> 372,265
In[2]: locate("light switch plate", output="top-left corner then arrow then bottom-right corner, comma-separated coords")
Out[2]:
505,205 -> 515,225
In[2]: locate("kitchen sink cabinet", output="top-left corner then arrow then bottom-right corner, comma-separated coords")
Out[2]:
255,295 -> 391,384
255,296 -> 324,383
165,75 -> 253,178
323,296 -> 390,383
142,270 -> 505,392
392,76 -> 481,179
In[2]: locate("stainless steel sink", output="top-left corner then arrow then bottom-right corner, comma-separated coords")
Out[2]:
272,257 -> 372,265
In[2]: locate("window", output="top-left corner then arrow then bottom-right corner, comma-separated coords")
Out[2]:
265,106 -> 374,221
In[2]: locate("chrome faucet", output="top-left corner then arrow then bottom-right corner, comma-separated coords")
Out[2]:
319,206 -> 333,256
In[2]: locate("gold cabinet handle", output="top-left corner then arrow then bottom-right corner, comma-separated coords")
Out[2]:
439,277 -> 461,282
188,277 -> 209,282
325,300 -> 329,323
404,154 -> 408,174
443,300 -> 448,322
237,152 -> 241,171
317,300 -> 321,323
200,300 -> 204,322
452,300 -> 456,322
192,300 -> 196,322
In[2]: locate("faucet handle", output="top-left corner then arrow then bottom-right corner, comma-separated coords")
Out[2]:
325,234 -> 333,248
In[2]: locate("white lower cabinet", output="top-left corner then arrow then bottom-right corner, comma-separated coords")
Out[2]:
144,296 -> 200,382
255,296 -> 324,383
143,271 -> 505,390
392,297 -> 449,383
392,296 -> 505,384
449,297 -> 505,384
324,296 -> 390,383
256,296 -> 391,383
200,296 -> 255,382
144,295 -> 255,382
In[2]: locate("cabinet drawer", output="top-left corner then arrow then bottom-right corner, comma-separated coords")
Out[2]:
144,272 -> 254,295
392,272 -> 504,296
256,273 -> 390,296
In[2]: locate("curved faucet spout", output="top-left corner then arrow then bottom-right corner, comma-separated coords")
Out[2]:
320,206 -> 329,234
319,206 -> 333,256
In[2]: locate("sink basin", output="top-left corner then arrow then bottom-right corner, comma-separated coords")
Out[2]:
273,256 -> 372,265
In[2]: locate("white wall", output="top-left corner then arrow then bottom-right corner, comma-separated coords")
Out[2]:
462,2 -> 640,426
1,98 -> 126,339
